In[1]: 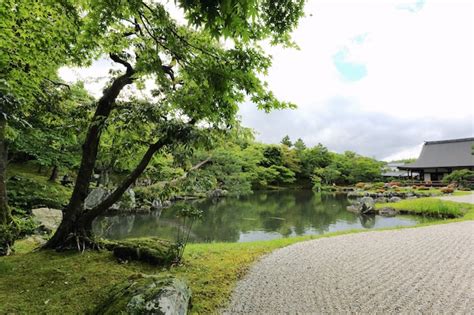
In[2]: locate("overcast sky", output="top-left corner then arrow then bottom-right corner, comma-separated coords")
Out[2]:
60,0 -> 474,161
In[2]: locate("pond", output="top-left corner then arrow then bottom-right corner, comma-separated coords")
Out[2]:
93,190 -> 436,243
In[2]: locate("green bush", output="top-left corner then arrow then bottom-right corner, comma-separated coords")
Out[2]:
7,175 -> 71,210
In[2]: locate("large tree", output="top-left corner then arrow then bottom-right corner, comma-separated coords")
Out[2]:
45,0 -> 305,249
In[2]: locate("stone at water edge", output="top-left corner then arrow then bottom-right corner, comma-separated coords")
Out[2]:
92,275 -> 192,315
84,187 -> 109,209
389,196 -> 402,203
84,187 -> 137,211
359,196 -> 375,214
31,208 -> 63,234
379,207 -> 398,217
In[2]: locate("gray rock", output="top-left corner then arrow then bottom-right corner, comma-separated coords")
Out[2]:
86,188 -> 137,211
151,199 -> 162,210
379,207 -> 398,217
208,189 -> 228,198
375,197 -> 388,203
389,197 -> 402,203
346,197 -> 375,214
119,188 -> 136,210
84,187 -> 109,210
31,208 -> 63,233
93,275 -> 191,315
359,197 -> 375,214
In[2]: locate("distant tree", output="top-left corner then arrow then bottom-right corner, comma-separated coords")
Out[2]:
281,135 -> 292,147
294,138 -> 306,151
261,146 -> 284,167
300,143 -> 331,177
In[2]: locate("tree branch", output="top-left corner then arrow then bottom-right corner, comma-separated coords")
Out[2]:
44,78 -> 71,90
110,53 -> 134,76
81,137 -> 170,223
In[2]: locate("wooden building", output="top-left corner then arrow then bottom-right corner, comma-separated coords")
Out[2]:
398,137 -> 474,182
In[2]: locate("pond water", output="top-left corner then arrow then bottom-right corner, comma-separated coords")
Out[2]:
93,190 -> 436,243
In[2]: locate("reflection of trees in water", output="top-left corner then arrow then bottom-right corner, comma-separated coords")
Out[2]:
95,191 -> 363,242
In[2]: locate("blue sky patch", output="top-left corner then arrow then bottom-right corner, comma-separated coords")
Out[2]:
332,49 -> 367,82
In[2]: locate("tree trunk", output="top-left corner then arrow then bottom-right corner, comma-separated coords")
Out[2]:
48,165 -> 59,182
45,57 -> 134,250
0,117 -> 10,225
79,139 -> 169,229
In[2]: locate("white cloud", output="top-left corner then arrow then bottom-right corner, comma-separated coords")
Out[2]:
239,0 -> 474,157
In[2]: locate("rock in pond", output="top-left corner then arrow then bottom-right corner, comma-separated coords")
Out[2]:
379,207 -> 398,217
31,208 -> 63,234
93,275 -> 191,315
389,196 -> 402,203
346,197 -> 376,214
359,197 -> 375,214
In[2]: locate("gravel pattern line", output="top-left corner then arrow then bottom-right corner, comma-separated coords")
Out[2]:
224,221 -> 474,314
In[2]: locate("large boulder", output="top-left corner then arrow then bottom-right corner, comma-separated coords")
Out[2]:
84,187 -> 109,209
31,208 -> 63,234
85,188 -> 136,211
93,275 -> 191,315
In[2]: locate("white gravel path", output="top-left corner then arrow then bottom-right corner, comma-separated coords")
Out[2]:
224,221 -> 474,314
437,192 -> 474,204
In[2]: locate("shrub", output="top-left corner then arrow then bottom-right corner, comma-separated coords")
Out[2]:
355,182 -> 365,189
363,183 -> 373,190
372,182 -> 385,189
7,175 -> 71,211
388,181 -> 401,187
440,187 -> 454,194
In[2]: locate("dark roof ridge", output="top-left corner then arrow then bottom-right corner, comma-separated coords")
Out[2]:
425,137 -> 474,145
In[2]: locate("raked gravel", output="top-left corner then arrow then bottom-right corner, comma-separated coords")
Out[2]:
224,221 -> 474,314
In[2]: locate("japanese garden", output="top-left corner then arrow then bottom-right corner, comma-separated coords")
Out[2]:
1,0 -> 473,314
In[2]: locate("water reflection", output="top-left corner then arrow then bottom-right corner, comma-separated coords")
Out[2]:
93,190 -> 436,243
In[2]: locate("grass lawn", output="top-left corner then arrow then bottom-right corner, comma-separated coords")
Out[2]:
375,197 -> 474,219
